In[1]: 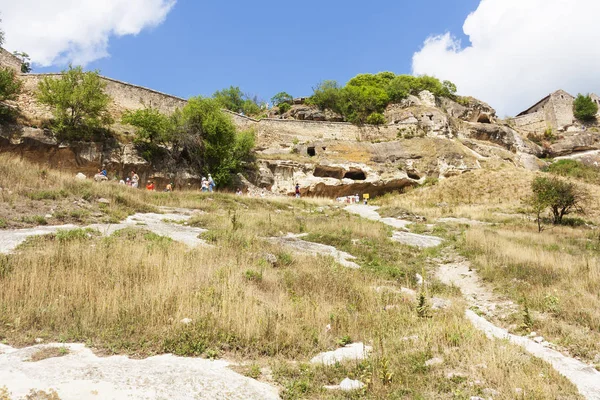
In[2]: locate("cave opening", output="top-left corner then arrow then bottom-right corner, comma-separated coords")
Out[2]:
477,114 -> 491,124
343,169 -> 366,180
307,147 -> 316,157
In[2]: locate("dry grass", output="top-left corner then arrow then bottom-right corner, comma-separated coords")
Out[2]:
0,155 -> 586,398
463,225 -> 600,361
27,347 -> 69,362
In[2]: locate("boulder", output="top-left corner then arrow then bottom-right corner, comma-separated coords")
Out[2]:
546,133 -> 600,156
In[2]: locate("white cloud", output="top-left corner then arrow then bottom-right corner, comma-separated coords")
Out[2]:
412,0 -> 600,116
0,0 -> 175,67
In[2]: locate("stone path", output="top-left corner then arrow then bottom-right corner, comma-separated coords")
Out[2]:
268,233 -> 361,269
345,205 -> 443,248
0,343 -> 279,400
0,210 -> 207,253
349,205 -> 600,400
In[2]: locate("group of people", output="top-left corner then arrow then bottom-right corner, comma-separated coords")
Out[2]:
201,175 -> 216,192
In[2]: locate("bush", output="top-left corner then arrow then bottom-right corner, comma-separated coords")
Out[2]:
573,94 -> 598,121
307,73 -> 457,125
271,91 -> 293,106
213,86 -> 262,116
122,108 -> 172,144
36,66 -> 112,140
366,112 -> 386,125
530,176 -> 587,225
0,67 -> 22,121
278,102 -> 291,114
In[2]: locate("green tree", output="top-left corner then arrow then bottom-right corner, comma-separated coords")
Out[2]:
278,102 -> 291,114
530,176 -> 587,225
122,108 -> 172,144
340,84 -> 389,124
174,97 -> 255,185
573,94 -> 598,121
307,80 -> 342,113
271,91 -> 293,106
13,51 -> 32,73
0,68 -> 21,102
36,66 -> 112,139
366,112 -> 386,125
212,86 -> 261,116
386,75 -> 417,102
0,67 -> 22,121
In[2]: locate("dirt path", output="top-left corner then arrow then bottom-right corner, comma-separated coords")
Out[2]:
347,205 -> 600,400
0,343 -> 279,400
269,233 -> 361,269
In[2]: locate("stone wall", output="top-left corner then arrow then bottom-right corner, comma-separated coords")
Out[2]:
513,111 -> 548,133
0,48 -> 22,72
549,91 -> 575,129
18,74 -> 187,122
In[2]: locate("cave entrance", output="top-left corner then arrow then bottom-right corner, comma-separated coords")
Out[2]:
307,147 -> 316,157
343,169 -> 366,180
477,114 -> 491,124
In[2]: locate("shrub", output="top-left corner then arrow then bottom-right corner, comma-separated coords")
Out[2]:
36,66 -> 112,140
213,86 -> 262,116
278,102 -> 291,114
271,91 -> 293,106
529,176 -> 587,225
0,67 -> 22,121
122,108 -> 172,144
366,112 -> 386,125
573,94 -> 598,121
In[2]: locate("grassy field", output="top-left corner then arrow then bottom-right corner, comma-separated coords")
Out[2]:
0,156 -> 586,399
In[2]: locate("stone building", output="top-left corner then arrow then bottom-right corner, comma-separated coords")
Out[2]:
514,89 -> 600,132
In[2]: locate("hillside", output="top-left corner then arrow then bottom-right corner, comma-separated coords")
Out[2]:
2,51 -> 600,400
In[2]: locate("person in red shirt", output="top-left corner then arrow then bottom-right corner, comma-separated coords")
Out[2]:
146,181 -> 155,191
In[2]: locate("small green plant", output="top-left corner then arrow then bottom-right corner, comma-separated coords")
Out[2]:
278,102 -> 291,114
416,292 -> 430,318
366,112 -> 386,126
336,335 -> 352,346
21,215 -> 48,225
244,269 -> 263,282
543,127 -> 556,142
0,218 -> 6,228
522,301 -> 534,331
243,363 -> 262,379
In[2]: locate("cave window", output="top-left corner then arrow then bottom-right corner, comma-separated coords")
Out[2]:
343,170 -> 366,180
307,147 -> 316,157
477,114 -> 491,124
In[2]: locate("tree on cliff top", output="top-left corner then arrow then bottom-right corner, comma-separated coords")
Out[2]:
122,108 -> 172,144
573,94 -> 598,122
36,66 -> 112,140
213,86 -> 261,116
0,67 -> 22,121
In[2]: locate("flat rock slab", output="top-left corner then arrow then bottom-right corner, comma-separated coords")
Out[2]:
269,234 -> 361,269
345,205 -> 412,229
391,231 -> 443,248
0,211 -> 207,253
0,343 -> 279,400
437,217 -> 490,226
467,311 -> 600,400
310,343 -> 372,366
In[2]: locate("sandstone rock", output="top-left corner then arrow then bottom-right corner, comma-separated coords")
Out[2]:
262,253 -> 278,267
180,318 -> 193,325
310,343 -> 372,366
546,133 -> 600,156
441,96 -> 497,123
533,336 -> 545,344
339,378 -> 365,391
34,338 -> 43,344
483,388 -> 499,397
75,172 -> 86,180
97,198 -> 111,205
462,122 -> 542,155
419,90 -> 436,107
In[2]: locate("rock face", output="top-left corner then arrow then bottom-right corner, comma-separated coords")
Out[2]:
281,105 -> 344,122
0,125 -> 202,189
440,96 -> 497,124
546,132 -> 600,156
461,122 -> 542,155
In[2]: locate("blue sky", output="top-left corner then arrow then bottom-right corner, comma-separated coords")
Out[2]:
6,0 -> 600,115
32,0 -> 480,103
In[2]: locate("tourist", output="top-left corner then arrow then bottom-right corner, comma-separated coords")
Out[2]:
165,182 -> 173,192
146,181 -> 155,191
201,177 -> 209,192
208,174 -> 215,192
126,177 -> 131,186
131,170 -> 139,188
118,178 -> 125,185
295,183 -> 301,198
94,168 -> 108,182
236,188 -> 243,196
